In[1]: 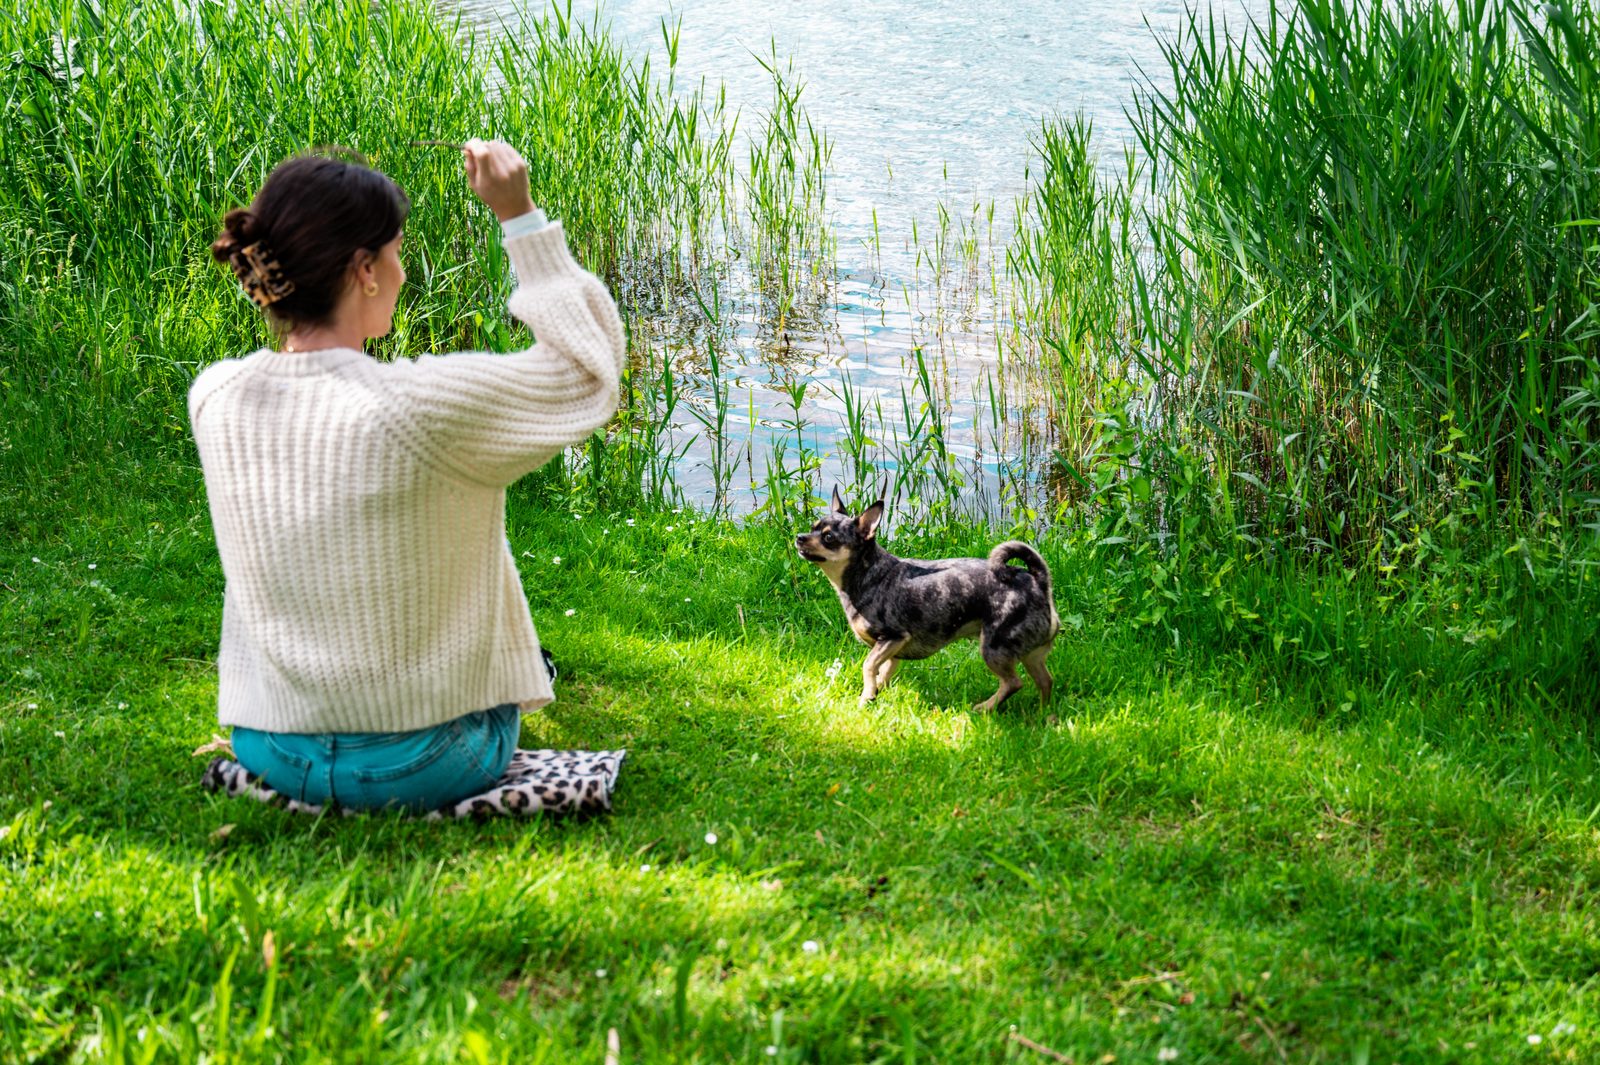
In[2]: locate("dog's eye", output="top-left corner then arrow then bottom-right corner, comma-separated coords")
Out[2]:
821,533 -> 837,547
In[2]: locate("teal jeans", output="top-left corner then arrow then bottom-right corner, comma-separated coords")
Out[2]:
232,704 -> 521,812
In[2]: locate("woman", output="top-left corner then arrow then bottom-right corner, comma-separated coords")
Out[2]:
192,140 -> 624,811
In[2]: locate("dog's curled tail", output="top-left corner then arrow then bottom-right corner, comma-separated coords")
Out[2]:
989,541 -> 1052,598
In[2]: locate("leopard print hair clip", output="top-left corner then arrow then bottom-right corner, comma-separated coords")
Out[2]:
233,240 -> 296,308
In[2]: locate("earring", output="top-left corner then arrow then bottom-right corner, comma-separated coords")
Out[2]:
363,281 -> 379,297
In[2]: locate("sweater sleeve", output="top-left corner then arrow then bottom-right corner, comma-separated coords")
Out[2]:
389,222 -> 626,487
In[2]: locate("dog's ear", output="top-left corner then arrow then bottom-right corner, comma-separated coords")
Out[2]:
857,499 -> 885,540
830,484 -> 847,515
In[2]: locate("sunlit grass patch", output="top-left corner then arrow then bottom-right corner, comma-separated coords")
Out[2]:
5,485 -> 1599,1060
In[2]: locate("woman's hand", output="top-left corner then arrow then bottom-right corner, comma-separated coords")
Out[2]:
463,139 -> 537,223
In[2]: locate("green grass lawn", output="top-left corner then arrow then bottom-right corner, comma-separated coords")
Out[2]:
4,450 -> 1599,1064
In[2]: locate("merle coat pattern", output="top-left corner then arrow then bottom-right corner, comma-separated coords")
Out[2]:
796,487 -> 1060,709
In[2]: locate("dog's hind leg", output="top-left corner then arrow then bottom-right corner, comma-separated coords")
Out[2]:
1022,645 -> 1054,705
975,638 -> 1024,712
874,656 -> 900,692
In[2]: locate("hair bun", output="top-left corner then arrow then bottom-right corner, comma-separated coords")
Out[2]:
212,207 -> 296,308
210,208 -> 262,265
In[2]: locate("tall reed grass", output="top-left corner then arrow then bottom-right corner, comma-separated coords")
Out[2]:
1008,0 -> 1600,565
4,0 -> 1597,587
0,0 -> 831,512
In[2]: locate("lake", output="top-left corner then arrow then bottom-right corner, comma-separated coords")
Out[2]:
460,0 -> 1263,515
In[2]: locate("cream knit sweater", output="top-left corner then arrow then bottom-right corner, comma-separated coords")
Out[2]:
189,223 -> 625,734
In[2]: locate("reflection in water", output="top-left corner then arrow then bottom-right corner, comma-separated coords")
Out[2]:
451,0 -> 1260,517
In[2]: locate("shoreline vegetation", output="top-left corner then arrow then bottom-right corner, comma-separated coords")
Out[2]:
2,0 -> 1598,1061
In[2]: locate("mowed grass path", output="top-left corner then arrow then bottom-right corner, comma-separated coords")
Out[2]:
4,463 -> 1600,1063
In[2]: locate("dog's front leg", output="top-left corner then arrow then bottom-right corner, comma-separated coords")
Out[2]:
860,637 -> 908,705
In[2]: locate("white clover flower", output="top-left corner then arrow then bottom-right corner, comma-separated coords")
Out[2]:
1158,1050 -> 1179,1062
640,864 -> 652,873
824,658 -> 843,680
594,968 -> 608,979
765,1047 -> 778,1057
565,609 -> 576,617
684,597 -> 692,602
704,832 -> 718,845
625,518 -> 636,526
552,556 -> 562,565
1552,1022 -> 1576,1037
53,730 -> 65,739
801,940 -> 820,954
88,563 -> 97,570
32,557 -> 41,563
27,703 -> 38,710
665,525 -> 675,532
1527,1034 -> 1542,1046
117,702 -> 128,710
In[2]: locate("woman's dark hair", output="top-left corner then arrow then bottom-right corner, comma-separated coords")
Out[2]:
211,152 -> 410,328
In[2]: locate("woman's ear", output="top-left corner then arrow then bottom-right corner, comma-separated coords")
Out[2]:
350,248 -> 376,289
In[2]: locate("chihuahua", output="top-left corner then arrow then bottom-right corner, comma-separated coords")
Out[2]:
796,486 -> 1060,709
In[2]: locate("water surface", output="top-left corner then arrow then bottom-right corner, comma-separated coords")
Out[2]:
462,0 -> 1263,514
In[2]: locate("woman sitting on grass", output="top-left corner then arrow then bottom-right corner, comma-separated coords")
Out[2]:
190,140 -> 624,811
